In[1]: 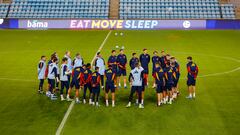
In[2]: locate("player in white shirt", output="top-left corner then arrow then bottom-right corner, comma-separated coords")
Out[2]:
47,57 -> 59,100
73,53 -> 84,69
126,63 -> 144,109
93,52 -> 105,89
37,56 -> 46,94
60,57 -> 72,101
64,51 -> 72,83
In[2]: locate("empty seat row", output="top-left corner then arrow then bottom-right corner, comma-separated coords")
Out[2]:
119,0 -> 236,19
0,4 -> 9,18
8,0 -> 109,19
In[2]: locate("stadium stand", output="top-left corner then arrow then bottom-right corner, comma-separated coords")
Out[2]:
221,4 -> 235,19
0,0 -> 238,19
0,3 -> 9,18
7,0 -> 109,19
119,0 -> 224,19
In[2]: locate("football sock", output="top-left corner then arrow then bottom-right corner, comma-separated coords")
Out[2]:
112,100 -> 115,105
136,99 -> 138,104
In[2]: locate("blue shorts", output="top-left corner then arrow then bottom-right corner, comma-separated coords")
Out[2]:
187,79 -> 196,86
105,82 -> 115,93
131,86 -> 143,92
156,84 -> 164,93
143,68 -> 149,74
70,79 -> 80,89
118,68 -> 127,76
112,67 -> 118,74
92,86 -> 100,94
165,83 -> 173,91
173,78 -> 179,87
48,79 -> 56,90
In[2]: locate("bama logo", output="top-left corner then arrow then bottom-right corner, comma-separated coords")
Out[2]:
27,20 -> 48,28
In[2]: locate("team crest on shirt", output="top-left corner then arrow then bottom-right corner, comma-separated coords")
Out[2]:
134,71 -> 139,74
107,70 -> 112,73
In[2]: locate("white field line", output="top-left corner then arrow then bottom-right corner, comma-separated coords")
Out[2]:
0,78 -> 36,82
55,30 -> 112,135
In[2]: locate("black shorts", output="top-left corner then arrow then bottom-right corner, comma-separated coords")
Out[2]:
48,79 -> 56,90
105,82 -> 115,93
84,83 -> 92,93
70,79 -> 80,89
61,81 -> 69,90
117,68 -> 127,76
187,79 -> 196,86
156,84 -> 164,93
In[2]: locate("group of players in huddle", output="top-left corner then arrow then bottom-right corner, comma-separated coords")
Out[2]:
37,49 -> 199,108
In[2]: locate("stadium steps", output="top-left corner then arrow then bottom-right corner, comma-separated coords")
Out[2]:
2,0 -> 11,3
109,0 -> 119,19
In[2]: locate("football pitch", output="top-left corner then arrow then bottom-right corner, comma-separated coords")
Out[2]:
0,30 -> 240,135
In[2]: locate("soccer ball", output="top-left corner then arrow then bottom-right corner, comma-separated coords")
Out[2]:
115,32 -> 118,36
121,46 -> 125,49
116,45 -> 119,49
120,32 -> 124,36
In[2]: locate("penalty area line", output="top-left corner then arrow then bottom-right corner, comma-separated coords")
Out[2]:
55,30 -> 112,135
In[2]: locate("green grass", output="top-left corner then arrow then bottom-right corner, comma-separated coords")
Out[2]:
0,30 -> 239,135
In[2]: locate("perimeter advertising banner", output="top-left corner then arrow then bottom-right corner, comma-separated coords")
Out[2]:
1,19 -> 240,29
18,19 -> 206,29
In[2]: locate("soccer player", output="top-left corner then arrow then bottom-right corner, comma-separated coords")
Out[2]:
152,51 -> 160,88
37,56 -> 47,94
90,67 -> 101,106
67,66 -> 82,103
105,65 -> 116,107
164,61 -> 175,104
160,50 -> 167,68
126,63 -> 144,109
108,50 -> 118,87
186,56 -> 199,99
52,52 -> 60,91
117,49 -> 127,88
60,57 -> 71,101
45,54 -> 56,97
47,57 -> 59,100
64,51 -> 72,83
139,48 -> 150,105
129,53 -> 139,70
170,56 -> 180,98
139,48 -> 150,86
73,53 -> 84,69
79,64 -> 92,104
154,62 -> 165,106
93,52 -> 105,89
